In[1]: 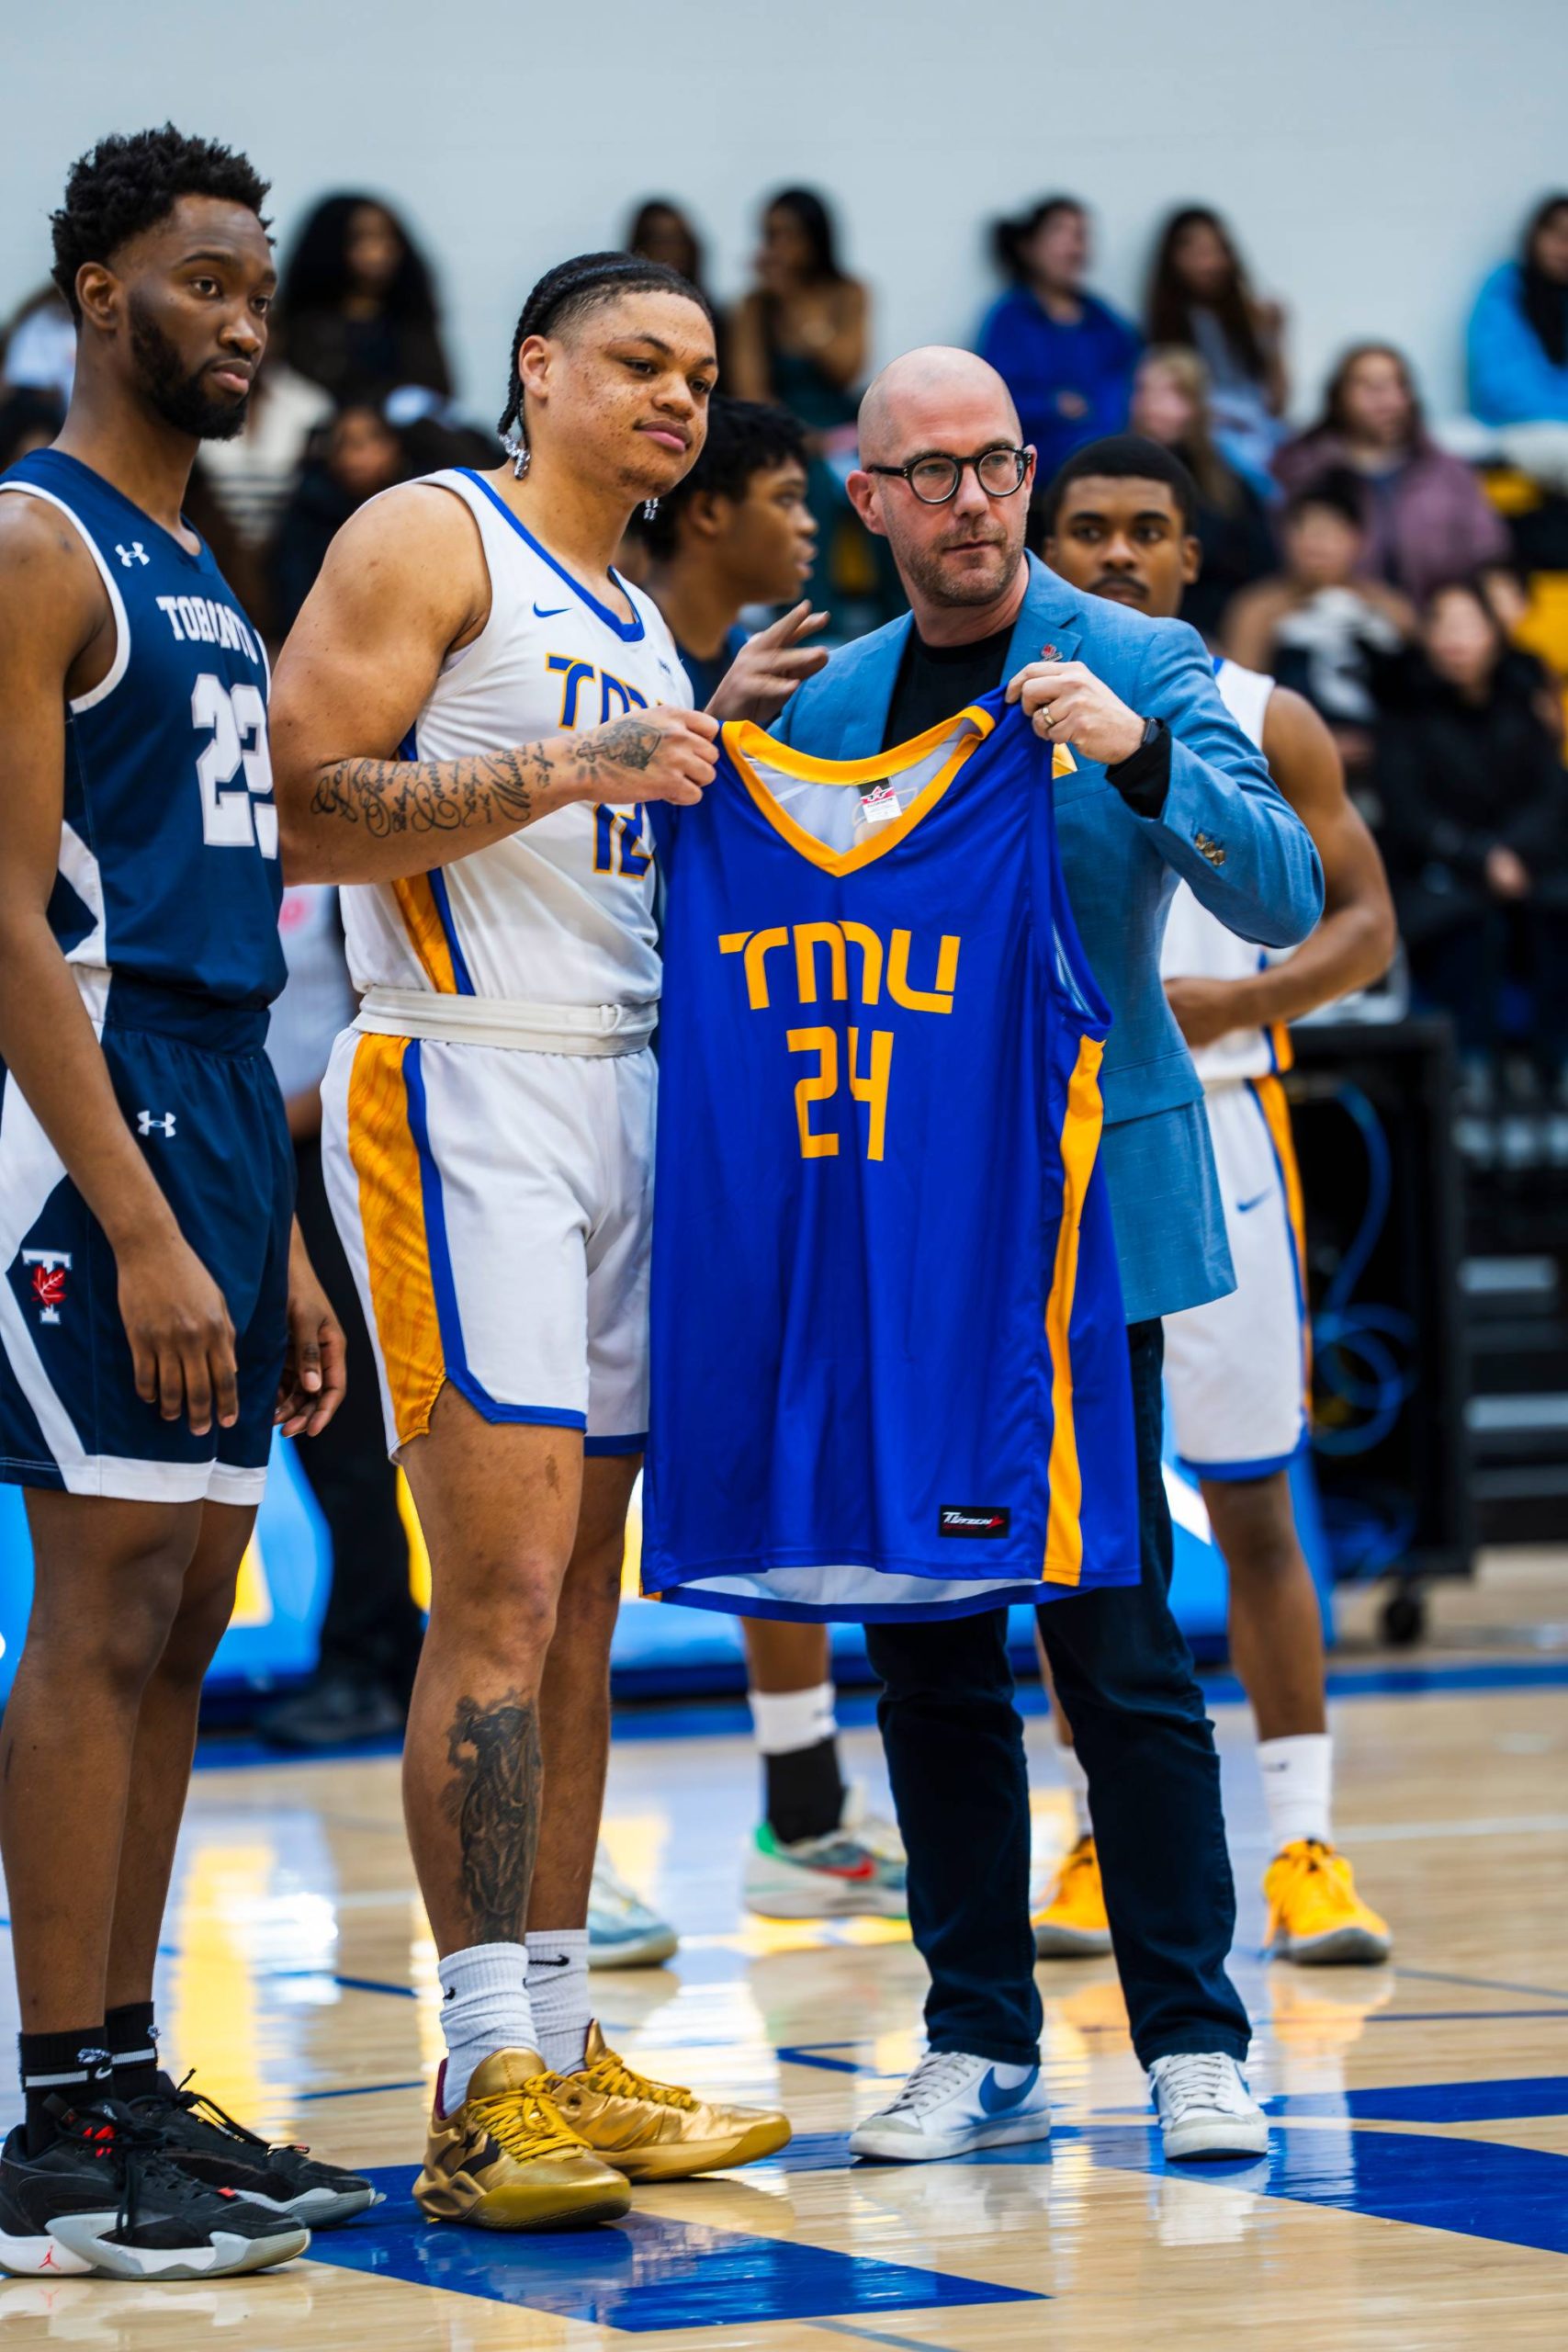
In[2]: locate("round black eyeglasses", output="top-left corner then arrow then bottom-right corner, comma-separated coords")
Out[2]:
863,447 -> 1031,504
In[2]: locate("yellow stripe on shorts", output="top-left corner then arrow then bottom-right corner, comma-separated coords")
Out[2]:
1043,1033 -> 1107,1589
1251,1071 -> 1312,1401
346,1032 -> 446,1445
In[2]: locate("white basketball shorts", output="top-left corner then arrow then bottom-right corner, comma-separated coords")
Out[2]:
1163,1074 -> 1309,1479
321,1028 -> 653,1458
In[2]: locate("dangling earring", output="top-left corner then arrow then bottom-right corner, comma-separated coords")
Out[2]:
642,497 -> 660,522
503,429 -> 530,481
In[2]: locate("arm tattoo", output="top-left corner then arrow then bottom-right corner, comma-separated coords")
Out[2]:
310,742 -> 551,838
571,716 -> 662,776
443,1689 -> 542,1944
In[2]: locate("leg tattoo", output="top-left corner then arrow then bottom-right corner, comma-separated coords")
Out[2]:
443,1690 -> 542,1944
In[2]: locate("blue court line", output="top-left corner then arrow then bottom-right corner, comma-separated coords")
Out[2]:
1274,2075 -> 1568,2125
818,2325 -> 967,2352
777,2044 -> 869,2076
297,2076 -> 425,2104
1394,1964 -> 1568,2005
1066,2120 -> 1568,2260
859,2117 -> 1568,2261
304,2166 -> 1043,2328
1371,2009 -> 1568,2026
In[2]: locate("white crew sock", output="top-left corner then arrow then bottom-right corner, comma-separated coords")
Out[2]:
526,1929 -> 592,2076
1057,1738 -> 1092,1842
748,1680 -> 838,1755
1258,1732 -> 1333,1850
437,1941 -> 533,2114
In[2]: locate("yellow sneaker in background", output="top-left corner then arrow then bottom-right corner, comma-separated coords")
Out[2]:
1032,1834 -> 1112,1958
413,2049 -> 631,2230
548,2023 -> 792,2181
1263,1839 -> 1393,1965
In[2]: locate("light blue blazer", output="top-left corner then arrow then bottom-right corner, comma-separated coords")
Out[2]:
768,555 -> 1325,1321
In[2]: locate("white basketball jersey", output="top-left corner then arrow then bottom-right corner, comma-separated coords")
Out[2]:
339,469 -> 691,1019
1160,657 -> 1293,1085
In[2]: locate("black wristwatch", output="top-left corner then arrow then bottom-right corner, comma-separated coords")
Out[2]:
1106,714 -> 1171,816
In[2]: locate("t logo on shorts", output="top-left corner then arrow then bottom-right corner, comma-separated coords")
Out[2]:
23,1250 -> 72,1325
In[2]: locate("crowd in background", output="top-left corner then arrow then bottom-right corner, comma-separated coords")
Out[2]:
5,181 -> 1568,1125
5,175 -> 1566,1742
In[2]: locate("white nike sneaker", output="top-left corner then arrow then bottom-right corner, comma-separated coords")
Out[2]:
1149,2052 -> 1269,2161
849,2051 -> 1050,2163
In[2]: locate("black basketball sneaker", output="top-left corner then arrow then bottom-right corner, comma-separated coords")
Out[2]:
0,2099 -> 310,2279
130,2073 -> 378,2227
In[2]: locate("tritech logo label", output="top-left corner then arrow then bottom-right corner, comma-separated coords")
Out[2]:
938,1505 -> 1010,1539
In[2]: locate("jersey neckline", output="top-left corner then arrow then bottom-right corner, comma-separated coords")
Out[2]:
457,469 -> 646,642
720,704 -> 997,876
19,446 -> 214,574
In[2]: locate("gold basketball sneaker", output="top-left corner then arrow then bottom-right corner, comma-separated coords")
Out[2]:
413,2050 -> 630,2230
547,2024 -> 792,2181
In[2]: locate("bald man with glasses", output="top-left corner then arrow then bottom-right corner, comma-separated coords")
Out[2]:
730,346 -> 1323,2165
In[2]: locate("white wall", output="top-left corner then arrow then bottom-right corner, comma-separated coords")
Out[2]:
5,0 -> 1564,424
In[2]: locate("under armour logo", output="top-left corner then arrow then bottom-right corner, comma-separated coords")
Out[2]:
137,1109 -> 176,1137
116,541 -> 150,569
22,1250 -> 72,1324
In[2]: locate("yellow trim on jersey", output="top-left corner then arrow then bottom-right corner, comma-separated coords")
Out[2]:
391,876 -> 458,994
1251,1071 -> 1312,1400
1269,1019 -> 1295,1076
346,1033 -> 446,1444
1042,1034 -> 1108,1589
722,706 -> 999,876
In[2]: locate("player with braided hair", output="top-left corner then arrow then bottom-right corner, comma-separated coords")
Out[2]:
271,253 -> 802,2230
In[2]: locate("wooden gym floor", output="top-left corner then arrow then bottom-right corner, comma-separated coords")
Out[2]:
2,1548 -> 1566,2349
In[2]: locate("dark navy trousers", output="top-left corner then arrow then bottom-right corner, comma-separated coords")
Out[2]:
865,1317 -> 1251,2070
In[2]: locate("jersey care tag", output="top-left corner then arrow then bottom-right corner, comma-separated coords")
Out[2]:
938,1506 -> 1011,1539
858,782 -> 902,826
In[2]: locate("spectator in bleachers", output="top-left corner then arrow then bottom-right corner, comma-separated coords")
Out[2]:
276,193 -> 452,407
979,195 -> 1139,493
1129,345 -> 1275,642
626,199 -> 710,303
198,354 -> 334,565
268,402 -> 408,636
1224,470 -> 1414,778
0,285 -> 74,406
728,188 -> 871,605
1275,345 -> 1507,604
0,385 -> 64,473
1145,206 -> 1287,484
1468,194 -> 1568,475
1375,578 -> 1568,1091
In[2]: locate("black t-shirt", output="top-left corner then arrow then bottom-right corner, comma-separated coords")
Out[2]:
881,624 -> 1014,752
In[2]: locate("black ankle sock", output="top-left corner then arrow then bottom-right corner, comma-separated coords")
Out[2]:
105,2001 -> 161,2103
18,2030 -> 112,2154
764,1736 -> 846,1846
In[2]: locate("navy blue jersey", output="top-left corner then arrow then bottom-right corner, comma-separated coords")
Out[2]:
0,448 -> 284,1009
642,693 -> 1140,1623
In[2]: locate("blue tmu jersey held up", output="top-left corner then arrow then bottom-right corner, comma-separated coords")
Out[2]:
643,692 -> 1140,1623
0,447 -> 284,1011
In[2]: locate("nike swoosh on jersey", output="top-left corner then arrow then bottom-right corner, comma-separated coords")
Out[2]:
977,2064 -> 1041,2115
1235,1190 -> 1273,1214
534,602 -> 569,618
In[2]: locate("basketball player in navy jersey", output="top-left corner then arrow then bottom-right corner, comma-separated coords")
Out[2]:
0,129 -> 369,2281
1033,435 -> 1397,1962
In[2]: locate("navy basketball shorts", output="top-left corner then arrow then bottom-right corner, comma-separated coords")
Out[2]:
0,982 -> 294,1506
